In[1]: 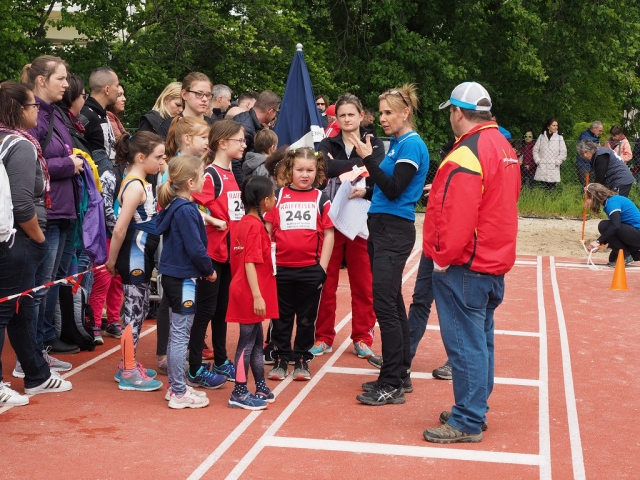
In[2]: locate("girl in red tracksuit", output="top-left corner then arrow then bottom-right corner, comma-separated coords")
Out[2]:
186,120 -> 246,389
264,147 -> 334,381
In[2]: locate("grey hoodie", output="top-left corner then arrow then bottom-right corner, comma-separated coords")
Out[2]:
242,151 -> 270,179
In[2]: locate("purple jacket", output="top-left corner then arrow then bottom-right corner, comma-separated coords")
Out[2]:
27,97 -> 77,220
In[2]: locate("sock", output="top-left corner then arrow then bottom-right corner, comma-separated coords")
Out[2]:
255,378 -> 268,393
121,323 -> 136,371
233,381 -> 248,396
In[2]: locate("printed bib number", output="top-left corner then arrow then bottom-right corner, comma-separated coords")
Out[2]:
279,202 -> 317,230
227,191 -> 244,221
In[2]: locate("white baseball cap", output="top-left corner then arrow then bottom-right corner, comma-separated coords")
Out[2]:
439,82 -> 492,111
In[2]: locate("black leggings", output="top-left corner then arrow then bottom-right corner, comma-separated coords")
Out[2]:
233,323 -> 265,384
599,220 -> 640,261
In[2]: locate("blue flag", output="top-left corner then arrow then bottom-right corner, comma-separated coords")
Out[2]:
274,44 -> 325,149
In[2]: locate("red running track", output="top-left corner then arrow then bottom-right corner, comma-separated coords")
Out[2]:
1,252 -> 639,479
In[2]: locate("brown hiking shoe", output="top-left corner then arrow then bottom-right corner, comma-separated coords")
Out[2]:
439,410 -> 487,431
423,423 -> 482,444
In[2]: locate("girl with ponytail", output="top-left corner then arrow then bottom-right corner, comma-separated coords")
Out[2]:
226,176 -> 278,410
156,155 -> 216,408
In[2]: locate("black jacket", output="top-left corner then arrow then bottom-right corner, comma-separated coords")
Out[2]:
233,109 -> 263,159
80,97 -> 114,157
138,110 -> 165,135
157,114 -> 213,140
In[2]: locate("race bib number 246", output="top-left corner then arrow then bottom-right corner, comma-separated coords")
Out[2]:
279,202 -> 317,230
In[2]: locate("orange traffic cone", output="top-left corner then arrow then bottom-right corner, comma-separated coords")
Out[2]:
610,249 -> 629,291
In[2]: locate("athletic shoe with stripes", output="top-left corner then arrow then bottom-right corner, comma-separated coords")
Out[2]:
309,340 -> 332,356
103,323 -> 122,339
228,391 -> 268,411
292,359 -> 311,381
255,385 -> 275,403
43,348 -> 73,372
432,359 -> 452,380
186,365 -> 226,389
0,382 -> 29,406
211,360 -> 236,382
118,368 -> 163,392
114,362 -> 157,382
93,327 -> 104,346
164,385 -> 207,401
168,389 -> 209,409
352,340 -> 374,358
356,383 -> 405,406
24,371 -> 73,395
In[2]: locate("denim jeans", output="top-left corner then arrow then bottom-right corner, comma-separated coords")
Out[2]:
432,265 -> 504,434
44,221 -> 76,337
408,255 -> 434,363
29,220 -> 73,349
367,214 -> 415,388
0,230 -> 51,387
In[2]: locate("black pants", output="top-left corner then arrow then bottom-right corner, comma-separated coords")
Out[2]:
188,259 -> 231,373
598,220 -> 640,261
270,264 -> 326,363
367,214 -> 415,388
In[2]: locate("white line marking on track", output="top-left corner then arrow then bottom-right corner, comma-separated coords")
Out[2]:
0,325 -> 157,416
425,325 -> 540,337
555,262 -> 640,270
538,256 -> 552,479
549,257 -> 586,480
265,436 -> 541,466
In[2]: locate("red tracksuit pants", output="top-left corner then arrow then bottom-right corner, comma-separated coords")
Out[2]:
315,230 -> 376,347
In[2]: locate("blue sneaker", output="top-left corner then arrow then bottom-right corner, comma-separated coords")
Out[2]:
353,340 -> 374,359
211,360 -> 236,382
309,340 -> 332,356
255,385 -> 276,403
187,365 -> 226,389
118,368 -> 163,392
228,391 -> 268,410
114,363 -> 157,383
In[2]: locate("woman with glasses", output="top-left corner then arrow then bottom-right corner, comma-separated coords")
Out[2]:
315,94 -> 329,128
519,130 -> 536,187
106,83 -> 126,140
20,55 -> 84,359
157,73 -> 213,139
0,81 -> 74,404
585,183 -> 640,266
139,82 -> 183,135
349,84 -> 430,406
532,118 -> 567,189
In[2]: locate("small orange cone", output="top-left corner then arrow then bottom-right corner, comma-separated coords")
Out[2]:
610,249 -> 629,291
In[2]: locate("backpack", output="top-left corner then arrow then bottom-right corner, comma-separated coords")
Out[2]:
58,283 -> 96,351
0,135 -> 30,245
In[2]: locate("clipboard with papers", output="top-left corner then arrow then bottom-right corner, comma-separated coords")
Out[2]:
328,166 -> 371,240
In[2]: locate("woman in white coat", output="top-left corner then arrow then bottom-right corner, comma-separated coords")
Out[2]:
533,118 -> 567,189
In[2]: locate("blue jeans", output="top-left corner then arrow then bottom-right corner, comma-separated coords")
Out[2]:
408,255 -> 434,363
44,221 -> 76,338
29,220 -> 73,349
432,265 -> 504,434
0,230 -> 51,387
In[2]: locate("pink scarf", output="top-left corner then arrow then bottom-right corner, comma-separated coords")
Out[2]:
0,124 -> 52,209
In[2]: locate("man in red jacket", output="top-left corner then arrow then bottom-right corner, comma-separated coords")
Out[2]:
422,82 -> 521,444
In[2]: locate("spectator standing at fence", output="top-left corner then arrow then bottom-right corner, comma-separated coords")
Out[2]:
533,118 -> 567,189
576,121 -> 603,185
422,81 -> 520,443
519,130 -> 536,186
605,126 -> 632,163
576,140 -> 635,197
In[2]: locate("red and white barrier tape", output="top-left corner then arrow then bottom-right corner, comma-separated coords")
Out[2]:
0,264 -> 106,305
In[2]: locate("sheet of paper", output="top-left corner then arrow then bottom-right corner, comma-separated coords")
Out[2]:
328,177 -> 370,240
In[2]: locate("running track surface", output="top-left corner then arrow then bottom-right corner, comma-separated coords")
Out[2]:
2,252 -> 639,479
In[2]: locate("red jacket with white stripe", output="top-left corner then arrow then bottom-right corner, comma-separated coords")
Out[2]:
423,122 -> 521,275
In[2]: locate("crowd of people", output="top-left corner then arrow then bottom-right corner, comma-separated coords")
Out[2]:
2,54 -> 635,444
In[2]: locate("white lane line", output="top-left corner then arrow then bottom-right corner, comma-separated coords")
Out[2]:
0,325 -> 157,416
425,324 -> 540,337
549,257 -> 586,480
537,256 -> 551,480
222,251 -> 422,480
327,366 -> 540,387
555,262 -> 640,271
265,436 -> 540,466
515,260 -> 538,266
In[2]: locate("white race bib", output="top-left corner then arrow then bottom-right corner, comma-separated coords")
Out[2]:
227,191 -> 244,221
279,201 -> 317,230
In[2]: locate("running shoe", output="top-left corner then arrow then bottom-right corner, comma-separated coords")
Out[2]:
168,389 -> 209,409
267,360 -> 288,381
42,347 -> 72,372
24,371 -> 73,395
309,340 -> 332,356
114,362 -> 157,383
292,359 -> 311,381
362,376 -> 413,394
607,255 -> 634,268
103,323 -> 122,339
0,381 -> 29,406
356,383 -> 405,406
93,327 -> 104,346
118,368 -> 163,392
211,360 -> 236,382
255,385 -> 275,403
228,391 -> 268,411
202,348 -> 214,360
423,423 -> 482,444
186,365 -> 226,389
367,354 -> 383,369
432,360 -> 452,380
164,385 -> 207,401
352,340 -> 374,358
156,357 -> 168,375
439,410 -> 487,431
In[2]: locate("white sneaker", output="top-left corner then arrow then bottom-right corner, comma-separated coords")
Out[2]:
168,389 -> 209,409
0,382 -> 29,406
164,385 -> 207,401
24,371 -> 72,395
43,347 -> 72,372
